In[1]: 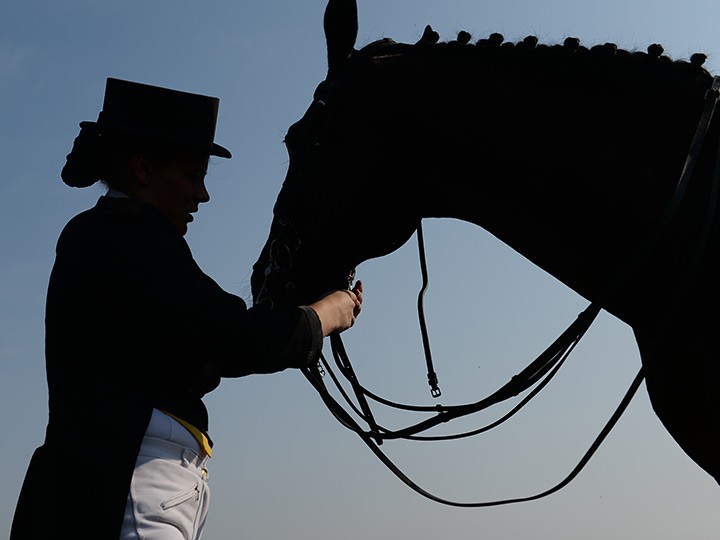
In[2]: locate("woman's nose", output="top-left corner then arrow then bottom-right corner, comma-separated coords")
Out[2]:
196,179 -> 210,203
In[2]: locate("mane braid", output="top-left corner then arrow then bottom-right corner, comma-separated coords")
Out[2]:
357,30 -> 713,87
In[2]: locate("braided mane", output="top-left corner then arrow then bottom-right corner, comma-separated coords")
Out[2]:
372,25 -> 711,77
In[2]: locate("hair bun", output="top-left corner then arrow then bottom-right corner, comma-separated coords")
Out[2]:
61,122 -> 102,188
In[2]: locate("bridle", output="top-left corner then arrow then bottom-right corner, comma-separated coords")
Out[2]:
257,46 -> 720,505
256,40 -> 398,307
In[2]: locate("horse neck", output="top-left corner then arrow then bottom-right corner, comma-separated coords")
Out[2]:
331,43 -> 716,321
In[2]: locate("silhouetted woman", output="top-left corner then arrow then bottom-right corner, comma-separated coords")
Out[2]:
10,77 -> 362,540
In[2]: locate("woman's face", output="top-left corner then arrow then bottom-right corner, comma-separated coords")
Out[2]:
141,153 -> 211,235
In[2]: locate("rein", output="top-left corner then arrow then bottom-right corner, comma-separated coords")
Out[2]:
263,61 -> 720,505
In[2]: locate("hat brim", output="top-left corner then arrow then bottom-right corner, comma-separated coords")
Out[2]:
88,121 -> 233,159
211,143 -> 232,159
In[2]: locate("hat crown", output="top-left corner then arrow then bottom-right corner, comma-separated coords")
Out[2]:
97,78 -> 231,158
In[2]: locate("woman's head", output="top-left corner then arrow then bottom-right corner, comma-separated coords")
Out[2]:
60,77 -> 231,234
119,142 -> 211,235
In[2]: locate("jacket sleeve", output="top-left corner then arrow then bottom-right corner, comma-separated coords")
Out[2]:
214,304 -> 324,377
93,209 -> 324,380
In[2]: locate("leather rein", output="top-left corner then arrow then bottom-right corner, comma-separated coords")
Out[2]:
258,54 -> 720,505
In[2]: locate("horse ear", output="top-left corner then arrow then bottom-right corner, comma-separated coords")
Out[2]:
324,0 -> 358,79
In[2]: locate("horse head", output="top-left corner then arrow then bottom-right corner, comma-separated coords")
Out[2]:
251,0 -> 422,307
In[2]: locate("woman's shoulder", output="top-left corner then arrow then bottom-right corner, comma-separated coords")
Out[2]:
58,196 -> 181,248
52,196 -> 206,289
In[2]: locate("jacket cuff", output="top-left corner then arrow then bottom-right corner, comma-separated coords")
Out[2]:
297,306 -> 324,368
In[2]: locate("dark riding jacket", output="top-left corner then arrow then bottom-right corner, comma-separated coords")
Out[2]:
11,196 -> 323,539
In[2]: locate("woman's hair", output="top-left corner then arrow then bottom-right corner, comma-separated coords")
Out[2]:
61,124 -> 203,189
61,122 -> 104,188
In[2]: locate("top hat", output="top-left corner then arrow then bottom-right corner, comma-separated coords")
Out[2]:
93,77 -> 232,159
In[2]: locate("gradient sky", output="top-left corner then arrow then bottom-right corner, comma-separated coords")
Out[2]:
2,1 -> 719,538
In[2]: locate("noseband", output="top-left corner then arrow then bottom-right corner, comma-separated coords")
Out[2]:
256,217 -> 301,309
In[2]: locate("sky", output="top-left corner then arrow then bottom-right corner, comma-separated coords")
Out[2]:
2,0 -> 719,538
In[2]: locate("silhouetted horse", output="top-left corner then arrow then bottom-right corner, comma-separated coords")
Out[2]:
251,0 -> 720,486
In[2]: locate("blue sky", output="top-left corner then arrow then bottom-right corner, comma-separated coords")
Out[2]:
2,1 -> 719,538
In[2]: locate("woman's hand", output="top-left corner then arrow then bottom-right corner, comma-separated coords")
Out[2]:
309,281 -> 363,336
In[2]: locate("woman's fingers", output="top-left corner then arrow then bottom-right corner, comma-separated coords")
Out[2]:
352,280 -> 363,315
309,281 -> 365,336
